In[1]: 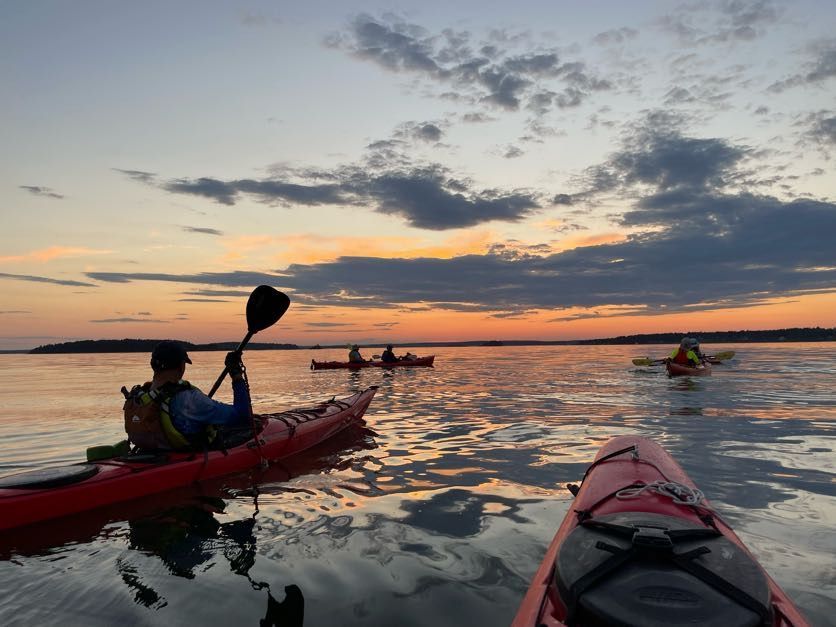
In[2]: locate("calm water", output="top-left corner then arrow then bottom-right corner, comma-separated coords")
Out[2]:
0,344 -> 834,626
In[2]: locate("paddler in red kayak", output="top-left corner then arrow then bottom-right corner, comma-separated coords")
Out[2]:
380,344 -> 398,363
669,337 -> 704,367
348,344 -> 367,363
122,341 -> 252,451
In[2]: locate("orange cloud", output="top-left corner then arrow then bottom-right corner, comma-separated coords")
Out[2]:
213,229 -> 629,271
538,218 -> 567,231
0,246 -> 113,263
219,231 -> 497,265
552,232 -> 627,252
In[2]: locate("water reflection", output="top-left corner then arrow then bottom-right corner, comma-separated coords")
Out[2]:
261,585 -> 304,627
121,495 -> 305,626
400,489 -> 532,538
122,495 -> 308,624
0,345 -> 834,626
670,406 -> 703,415
669,377 -> 702,392
126,497 -> 255,582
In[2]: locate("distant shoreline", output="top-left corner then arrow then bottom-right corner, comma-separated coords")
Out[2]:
10,327 -> 833,354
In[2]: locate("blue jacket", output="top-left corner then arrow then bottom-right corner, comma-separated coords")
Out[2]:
169,379 -> 251,435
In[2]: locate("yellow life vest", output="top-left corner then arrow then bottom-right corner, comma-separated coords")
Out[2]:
123,381 -> 194,450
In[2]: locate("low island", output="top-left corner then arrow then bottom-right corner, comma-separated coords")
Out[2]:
24,327 -> 835,354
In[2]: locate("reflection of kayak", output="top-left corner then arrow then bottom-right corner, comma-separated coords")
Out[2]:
0,387 -> 377,533
311,356 -> 435,370
512,435 -> 809,627
666,360 -> 712,377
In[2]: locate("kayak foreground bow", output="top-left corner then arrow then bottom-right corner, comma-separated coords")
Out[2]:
512,435 -> 808,627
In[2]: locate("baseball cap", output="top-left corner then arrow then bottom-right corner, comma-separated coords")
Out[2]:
150,340 -> 192,371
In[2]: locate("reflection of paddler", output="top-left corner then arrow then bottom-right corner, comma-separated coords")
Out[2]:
127,497 -> 229,579
261,584 -> 304,627
127,497 -> 260,581
125,496 -> 306,625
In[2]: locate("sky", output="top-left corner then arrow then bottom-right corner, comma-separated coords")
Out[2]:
1,0 -> 835,350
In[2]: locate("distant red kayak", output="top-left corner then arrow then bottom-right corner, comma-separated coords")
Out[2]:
311,355 -> 435,370
512,435 -> 808,627
0,387 -> 377,533
666,360 -> 712,377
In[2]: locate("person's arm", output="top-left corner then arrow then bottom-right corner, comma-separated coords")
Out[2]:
230,376 -> 252,417
171,352 -> 252,430
170,385 -> 250,429
225,351 -> 252,418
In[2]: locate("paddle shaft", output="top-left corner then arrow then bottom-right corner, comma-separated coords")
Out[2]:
207,331 -> 253,398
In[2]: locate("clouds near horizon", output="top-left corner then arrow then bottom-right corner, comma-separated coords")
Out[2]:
90,113 -> 836,319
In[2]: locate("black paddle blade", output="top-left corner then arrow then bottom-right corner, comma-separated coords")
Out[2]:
246,286 -> 290,334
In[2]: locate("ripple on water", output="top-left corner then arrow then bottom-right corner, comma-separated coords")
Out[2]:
0,344 -> 834,626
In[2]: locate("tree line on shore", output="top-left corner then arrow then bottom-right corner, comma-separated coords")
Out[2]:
25,327 -> 835,354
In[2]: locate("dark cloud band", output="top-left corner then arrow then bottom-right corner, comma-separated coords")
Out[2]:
0,272 -> 96,288
83,186 -> 836,317
127,164 -> 541,230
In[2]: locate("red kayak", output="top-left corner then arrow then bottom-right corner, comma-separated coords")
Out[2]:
513,435 -> 809,627
666,360 -> 712,377
311,355 -> 435,370
0,387 -> 377,533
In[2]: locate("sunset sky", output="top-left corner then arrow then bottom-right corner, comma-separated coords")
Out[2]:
2,1 -> 835,350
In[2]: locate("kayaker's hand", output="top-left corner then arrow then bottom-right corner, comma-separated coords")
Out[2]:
224,351 -> 245,376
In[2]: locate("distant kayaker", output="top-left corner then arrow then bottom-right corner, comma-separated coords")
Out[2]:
348,344 -> 366,363
690,338 -> 706,361
380,344 -> 398,363
122,341 -> 251,451
669,337 -> 702,367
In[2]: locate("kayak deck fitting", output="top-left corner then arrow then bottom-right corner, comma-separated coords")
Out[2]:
311,355 -> 435,370
512,435 -> 809,627
0,387 -> 377,533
